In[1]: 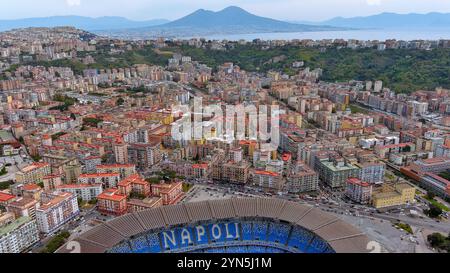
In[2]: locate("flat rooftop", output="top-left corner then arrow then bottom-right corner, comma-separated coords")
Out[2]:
0,217 -> 32,237
321,160 -> 359,172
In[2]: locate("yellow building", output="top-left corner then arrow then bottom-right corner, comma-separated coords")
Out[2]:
372,182 -> 415,209
284,113 -> 303,128
15,162 -> 51,184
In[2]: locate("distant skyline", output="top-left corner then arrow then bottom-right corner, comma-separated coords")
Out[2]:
1,0 -> 450,21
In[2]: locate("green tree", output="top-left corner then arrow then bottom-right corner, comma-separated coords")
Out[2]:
427,233 -> 446,248
83,117 -> 103,128
426,192 -> 436,200
41,231 -> 71,253
0,166 -> 7,176
31,154 -> 42,162
116,97 -> 125,106
425,204 -> 443,218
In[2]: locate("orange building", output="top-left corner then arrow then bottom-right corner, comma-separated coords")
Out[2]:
97,189 -> 127,216
127,197 -> 163,213
21,184 -> 43,201
0,192 -> 16,207
151,181 -> 184,205
118,174 -> 150,197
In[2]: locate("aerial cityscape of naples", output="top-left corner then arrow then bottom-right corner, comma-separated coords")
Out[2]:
0,0 -> 449,263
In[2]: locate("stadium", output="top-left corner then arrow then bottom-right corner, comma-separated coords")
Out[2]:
58,198 -> 371,253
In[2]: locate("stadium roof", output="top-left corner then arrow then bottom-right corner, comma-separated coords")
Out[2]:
57,198 -> 371,253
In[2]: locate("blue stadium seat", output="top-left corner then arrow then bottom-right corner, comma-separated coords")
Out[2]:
108,242 -> 132,253
233,246 -> 248,253
307,236 -> 334,253
267,222 -> 290,244
241,222 -> 253,241
145,233 -> 162,253
252,222 -> 268,241
129,235 -> 151,253
223,222 -> 240,242
175,227 -> 196,248
107,219 -> 336,253
271,248 -> 287,253
159,230 -> 178,251
207,223 -> 227,243
287,227 -> 314,252
251,246 -> 267,253
205,247 -> 223,253
192,225 -> 210,246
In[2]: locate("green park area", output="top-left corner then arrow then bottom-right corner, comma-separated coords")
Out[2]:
40,231 -> 70,253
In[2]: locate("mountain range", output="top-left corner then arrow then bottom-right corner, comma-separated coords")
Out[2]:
0,16 -> 169,32
163,6 -> 330,30
1,7 -> 450,38
96,6 -> 341,38
295,12 -> 450,29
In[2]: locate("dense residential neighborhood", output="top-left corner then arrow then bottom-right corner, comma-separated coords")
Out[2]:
0,25 -> 449,254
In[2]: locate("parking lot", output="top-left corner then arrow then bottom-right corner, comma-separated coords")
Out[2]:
182,184 -> 258,203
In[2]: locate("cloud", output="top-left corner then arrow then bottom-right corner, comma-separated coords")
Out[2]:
66,0 -> 81,7
366,0 -> 382,5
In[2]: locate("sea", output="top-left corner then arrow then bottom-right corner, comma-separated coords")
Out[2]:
186,29 -> 450,41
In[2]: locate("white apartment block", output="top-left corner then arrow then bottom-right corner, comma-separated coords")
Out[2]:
57,183 -> 103,201
77,173 -> 121,188
35,191 -> 79,234
0,216 -> 39,253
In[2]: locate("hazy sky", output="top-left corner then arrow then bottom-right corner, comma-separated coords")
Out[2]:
1,0 -> 450,21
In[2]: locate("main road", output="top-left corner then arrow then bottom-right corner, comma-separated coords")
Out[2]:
185,178 -> 450,234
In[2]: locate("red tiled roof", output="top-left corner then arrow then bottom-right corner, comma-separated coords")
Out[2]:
22,184 -> 41,191
192,164 -> 208,169
254,170 -> 280,177
347,178 -> 370,187
380,142 -> 413,150
97,189 -> 126,202
0,192 -> 16,202
118,174 -> 146,186
96,164 -> 135,169
79,173 -> 120,178
57,183 -> 102,189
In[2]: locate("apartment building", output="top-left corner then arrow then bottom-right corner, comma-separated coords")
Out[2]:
345,178 -> 373,204
15,162 -> 51,184
317,157 -> 360,188
419,173 -> 450,201
286,162 -> 319,193
42,174 -> 63,191
410,157 -> 450,174
117,174 -> 151,197
42,154 -> 81,184
57,183 -> 103,201
127,197 -> 163,213
0,214 -> 39,253
6,197 -> 38,220
77,173 -> 121,189
151,181 -> 184,205
372,183 -> 415,209
97,189 -> 127,216
113,141 -> 128,164
252,170 -> 284,191
21,184 -> 43,201
127,142 -> 162,171
0,192 -> 16,207
35,191 -> 80,233
95,164 -> 136,179
212,160 -> 251,184
355,161 -> 386,184
84,155 -> 102,173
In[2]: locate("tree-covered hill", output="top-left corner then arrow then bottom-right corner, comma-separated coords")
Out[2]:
168,44 -> 450,93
